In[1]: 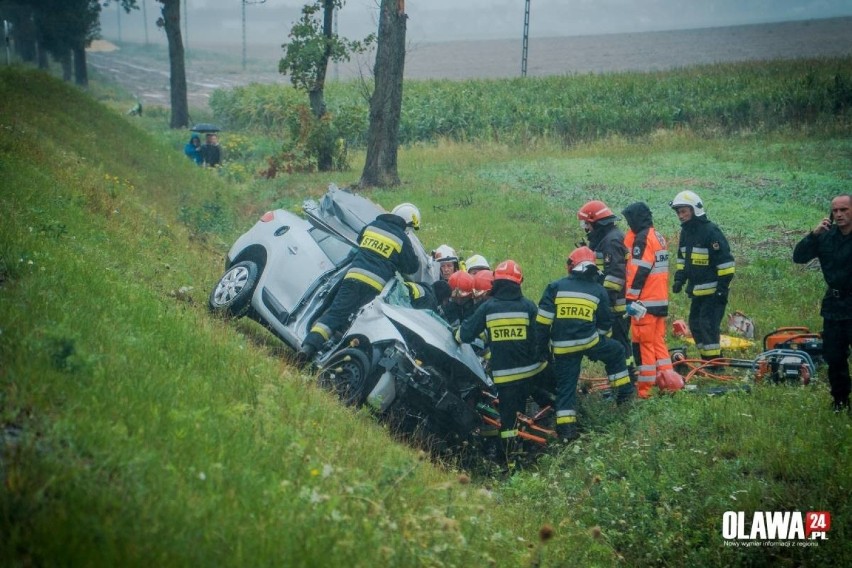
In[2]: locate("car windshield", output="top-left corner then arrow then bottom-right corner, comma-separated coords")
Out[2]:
308,226 -> 354,267
384,277 -> 455,331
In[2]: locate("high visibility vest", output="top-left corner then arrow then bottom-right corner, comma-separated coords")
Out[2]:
624,227 -> 669,317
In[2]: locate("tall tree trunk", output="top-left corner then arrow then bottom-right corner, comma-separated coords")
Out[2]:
360,0 -> 406,188
309,0 -> 335,172
161,0 -> 189,129
60,50 -> 72,82
72,43 -> 87,86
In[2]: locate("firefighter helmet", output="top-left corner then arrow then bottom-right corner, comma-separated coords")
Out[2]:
448,270 -> 475,298
391,202 -> 421,229
473,269 -> 494,298
669,191 -> 705,217
493,260 -> 523,284
464,254 -> 491,273
577,200 -> 615,223
567,246 -> 597,273
432,244 -> 458,264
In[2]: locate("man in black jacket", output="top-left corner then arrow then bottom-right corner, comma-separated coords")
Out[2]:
577,200 -> 636,385
298,203 -> 421,361
670,191 -> 735,366
458,260 -> 546,456
537,247 -> 633,442
793,194 -> 852,412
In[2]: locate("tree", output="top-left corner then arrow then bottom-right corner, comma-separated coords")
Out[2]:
156,0 -> 188,128
279,1 -> 373,171
1,0 -> 136,85
359,0 -> 407,188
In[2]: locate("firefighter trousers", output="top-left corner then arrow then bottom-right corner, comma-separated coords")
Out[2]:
689,295 -> 726,360
302,279 -> 379,351
631,315 -> 674,398
552,337 -> 630,432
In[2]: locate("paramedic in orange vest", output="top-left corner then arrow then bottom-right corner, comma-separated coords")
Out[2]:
622,202 -> 684,398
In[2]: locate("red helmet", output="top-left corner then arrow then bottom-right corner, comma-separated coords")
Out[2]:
448,270 -> 475,298
567,246 -> 597,273
577,200 -> 615,223
473,269 -> 494,298
493,260 -> 523,284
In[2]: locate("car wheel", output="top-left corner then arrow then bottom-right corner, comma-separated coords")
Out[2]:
317,348 -> 373,406
208,260 -> 260,318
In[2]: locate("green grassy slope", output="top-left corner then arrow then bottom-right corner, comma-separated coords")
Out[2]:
2,66 -> 851,566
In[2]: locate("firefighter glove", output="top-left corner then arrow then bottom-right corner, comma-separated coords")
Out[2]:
714,290 -> 728,302
672,282 -> 683,294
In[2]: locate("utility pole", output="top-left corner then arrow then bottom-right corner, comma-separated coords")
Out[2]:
4,20 -> 11,66
521,0 -> 530,77
242,0 -> 267,71
142,0 -> 150,45
117,2 -> 123,42
184,0 -> 189,59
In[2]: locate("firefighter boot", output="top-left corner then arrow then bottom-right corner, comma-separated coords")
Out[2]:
615,381 -> 635,405
556,424 -> 579,444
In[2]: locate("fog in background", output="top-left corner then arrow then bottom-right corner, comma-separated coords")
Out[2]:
99,0 -> 852,50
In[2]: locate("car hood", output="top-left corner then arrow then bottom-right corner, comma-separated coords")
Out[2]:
379,302 -> 490,385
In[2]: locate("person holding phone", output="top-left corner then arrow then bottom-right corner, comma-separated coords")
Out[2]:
793,194 -> 852,412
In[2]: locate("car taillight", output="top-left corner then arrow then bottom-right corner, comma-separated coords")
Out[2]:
260,211 -> 275,222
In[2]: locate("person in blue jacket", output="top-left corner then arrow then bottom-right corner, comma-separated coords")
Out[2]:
184,135 -> 202,165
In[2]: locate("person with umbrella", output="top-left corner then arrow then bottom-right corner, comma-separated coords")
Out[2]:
183,134 -> 202,165
192,124 -> 223,168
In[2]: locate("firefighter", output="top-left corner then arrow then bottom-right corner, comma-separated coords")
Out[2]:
443,270 -> 476,327
432,244 -> 460,281
472,269 -> 494,306
298,203 -> 421,361
458,260 -> 546,457
793,194 -> 852,412
577,200 -> 637,385
536,246 -> 633,443
465,254 -> 491,275
670,191 -> 735,366
622,202 -> 684,398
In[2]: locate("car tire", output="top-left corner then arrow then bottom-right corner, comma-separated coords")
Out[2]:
317,348 -> 373,406
208,260 -> 260,318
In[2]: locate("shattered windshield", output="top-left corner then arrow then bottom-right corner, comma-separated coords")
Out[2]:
384,276 -> 454,331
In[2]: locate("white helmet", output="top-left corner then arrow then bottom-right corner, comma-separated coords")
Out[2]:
391,202 -> 421,230
670,190 -> 706,217
432,244 -> 458,263
464,254 -> 490,273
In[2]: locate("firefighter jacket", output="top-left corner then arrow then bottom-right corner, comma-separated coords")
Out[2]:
586,219 -> 628,314
344,214 -> 420,292
793,226 -> 852,320
536,272 -> 613,357
673,215 -> 735,298
459,280 -> 545,384
622,202 -> 670,317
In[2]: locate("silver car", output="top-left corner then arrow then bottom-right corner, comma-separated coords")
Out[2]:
209,185 -> 499,444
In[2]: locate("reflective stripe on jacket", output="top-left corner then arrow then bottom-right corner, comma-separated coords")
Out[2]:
537,274 -> 612,357
587,221 -> 628,314
459,281 -> 545,384
673,216 -> 735,297
624,227 -> 670,317
344,213 -> 420,290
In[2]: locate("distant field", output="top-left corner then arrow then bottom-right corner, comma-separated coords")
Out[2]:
88,16 -> 852,110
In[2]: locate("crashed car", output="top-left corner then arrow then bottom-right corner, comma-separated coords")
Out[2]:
208,185 -> 501,446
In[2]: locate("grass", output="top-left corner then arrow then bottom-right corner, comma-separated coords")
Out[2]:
2,62 -> 852,566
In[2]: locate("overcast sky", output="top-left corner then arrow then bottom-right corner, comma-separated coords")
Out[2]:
100,0 -> 852,47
